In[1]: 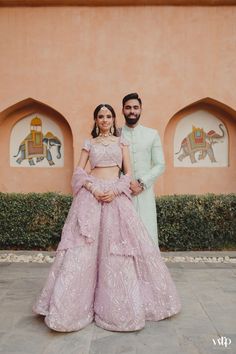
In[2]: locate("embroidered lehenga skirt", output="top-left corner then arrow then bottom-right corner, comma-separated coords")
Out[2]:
33,174 -> 181,332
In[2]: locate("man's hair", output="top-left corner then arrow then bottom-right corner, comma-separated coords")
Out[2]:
122,93 -> 142,107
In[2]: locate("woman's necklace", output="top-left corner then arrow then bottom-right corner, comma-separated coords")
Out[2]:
99,132 -> 111,137
96,132 -> 116,146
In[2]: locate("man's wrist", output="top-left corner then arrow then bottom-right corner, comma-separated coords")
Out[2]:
137,178 -> 145,190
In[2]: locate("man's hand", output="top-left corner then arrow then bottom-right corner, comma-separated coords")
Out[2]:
130,180 -> 143,196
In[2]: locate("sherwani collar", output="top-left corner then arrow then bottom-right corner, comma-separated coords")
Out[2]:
123,124 -> 142,133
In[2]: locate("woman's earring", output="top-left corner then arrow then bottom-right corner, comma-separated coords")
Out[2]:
110,125 -> 114,135
95,124 -> 99,136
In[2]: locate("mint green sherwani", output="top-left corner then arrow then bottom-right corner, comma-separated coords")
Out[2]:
122,124 -> 165,245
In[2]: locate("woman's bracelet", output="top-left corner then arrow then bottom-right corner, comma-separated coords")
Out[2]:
84,181 -> 92,192
90,185 -> 99,195
84,181 -> 99,196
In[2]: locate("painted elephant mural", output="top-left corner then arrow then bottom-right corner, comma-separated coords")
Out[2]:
13,117 -> 62,166
175,124 -> 225,164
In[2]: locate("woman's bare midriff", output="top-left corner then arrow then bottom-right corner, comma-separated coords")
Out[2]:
90,166 -> 120,180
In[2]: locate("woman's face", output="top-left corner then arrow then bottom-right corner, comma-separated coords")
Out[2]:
95,107 -> 114,134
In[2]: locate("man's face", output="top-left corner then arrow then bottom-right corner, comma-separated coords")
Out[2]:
122,99 -> 142,126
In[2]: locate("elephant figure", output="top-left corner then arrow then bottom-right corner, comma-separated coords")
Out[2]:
14,132 -> 62,166
175,124 -> 225,164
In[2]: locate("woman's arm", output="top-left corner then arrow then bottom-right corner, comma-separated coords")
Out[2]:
71,147 -> 89,196
122,145 -> 132,176
75,148 -> 105,201
77,149 -> 89,169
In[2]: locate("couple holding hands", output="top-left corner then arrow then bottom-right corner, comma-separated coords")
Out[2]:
33,93 -> 181,332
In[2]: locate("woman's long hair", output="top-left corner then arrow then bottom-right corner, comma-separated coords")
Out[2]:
91,104 -> 118,138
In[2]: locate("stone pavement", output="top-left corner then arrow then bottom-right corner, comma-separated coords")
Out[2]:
0,251 -> 236,354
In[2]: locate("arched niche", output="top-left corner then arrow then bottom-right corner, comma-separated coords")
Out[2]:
0,98 -> 74,193
163,98 -> 236,195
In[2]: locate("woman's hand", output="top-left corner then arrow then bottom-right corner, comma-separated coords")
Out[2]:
93,189 -> 106,202
99,190 -> 116,203
83,181 -> 105,201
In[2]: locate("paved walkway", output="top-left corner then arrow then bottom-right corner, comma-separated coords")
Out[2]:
0,252 -> 235,354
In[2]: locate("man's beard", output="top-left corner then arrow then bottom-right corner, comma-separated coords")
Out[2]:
124,114 -> 141,126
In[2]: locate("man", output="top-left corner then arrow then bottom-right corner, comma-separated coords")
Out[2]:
121,93 -> 165,245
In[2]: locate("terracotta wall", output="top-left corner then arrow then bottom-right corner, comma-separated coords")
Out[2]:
0,6 -> 236,194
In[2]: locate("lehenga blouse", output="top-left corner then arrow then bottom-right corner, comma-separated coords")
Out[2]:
82,136 -> 129,170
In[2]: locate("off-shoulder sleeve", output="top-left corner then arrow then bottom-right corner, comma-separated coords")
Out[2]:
119,136 -> 129,146
82,139 -> 91,152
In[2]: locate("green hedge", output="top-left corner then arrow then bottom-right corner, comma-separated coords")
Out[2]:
0,193 -> 71,250
0,192 -> 235,251
156,194 -> 236,251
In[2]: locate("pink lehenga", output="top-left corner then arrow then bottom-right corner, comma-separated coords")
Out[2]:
33,137 -> 181,332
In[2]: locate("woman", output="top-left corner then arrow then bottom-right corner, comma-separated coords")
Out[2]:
33,104 -> 181,332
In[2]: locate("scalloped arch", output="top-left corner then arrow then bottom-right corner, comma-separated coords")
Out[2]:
174,97 -> 236,120
0,97 -> 72,132
164,97 -> 236,141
